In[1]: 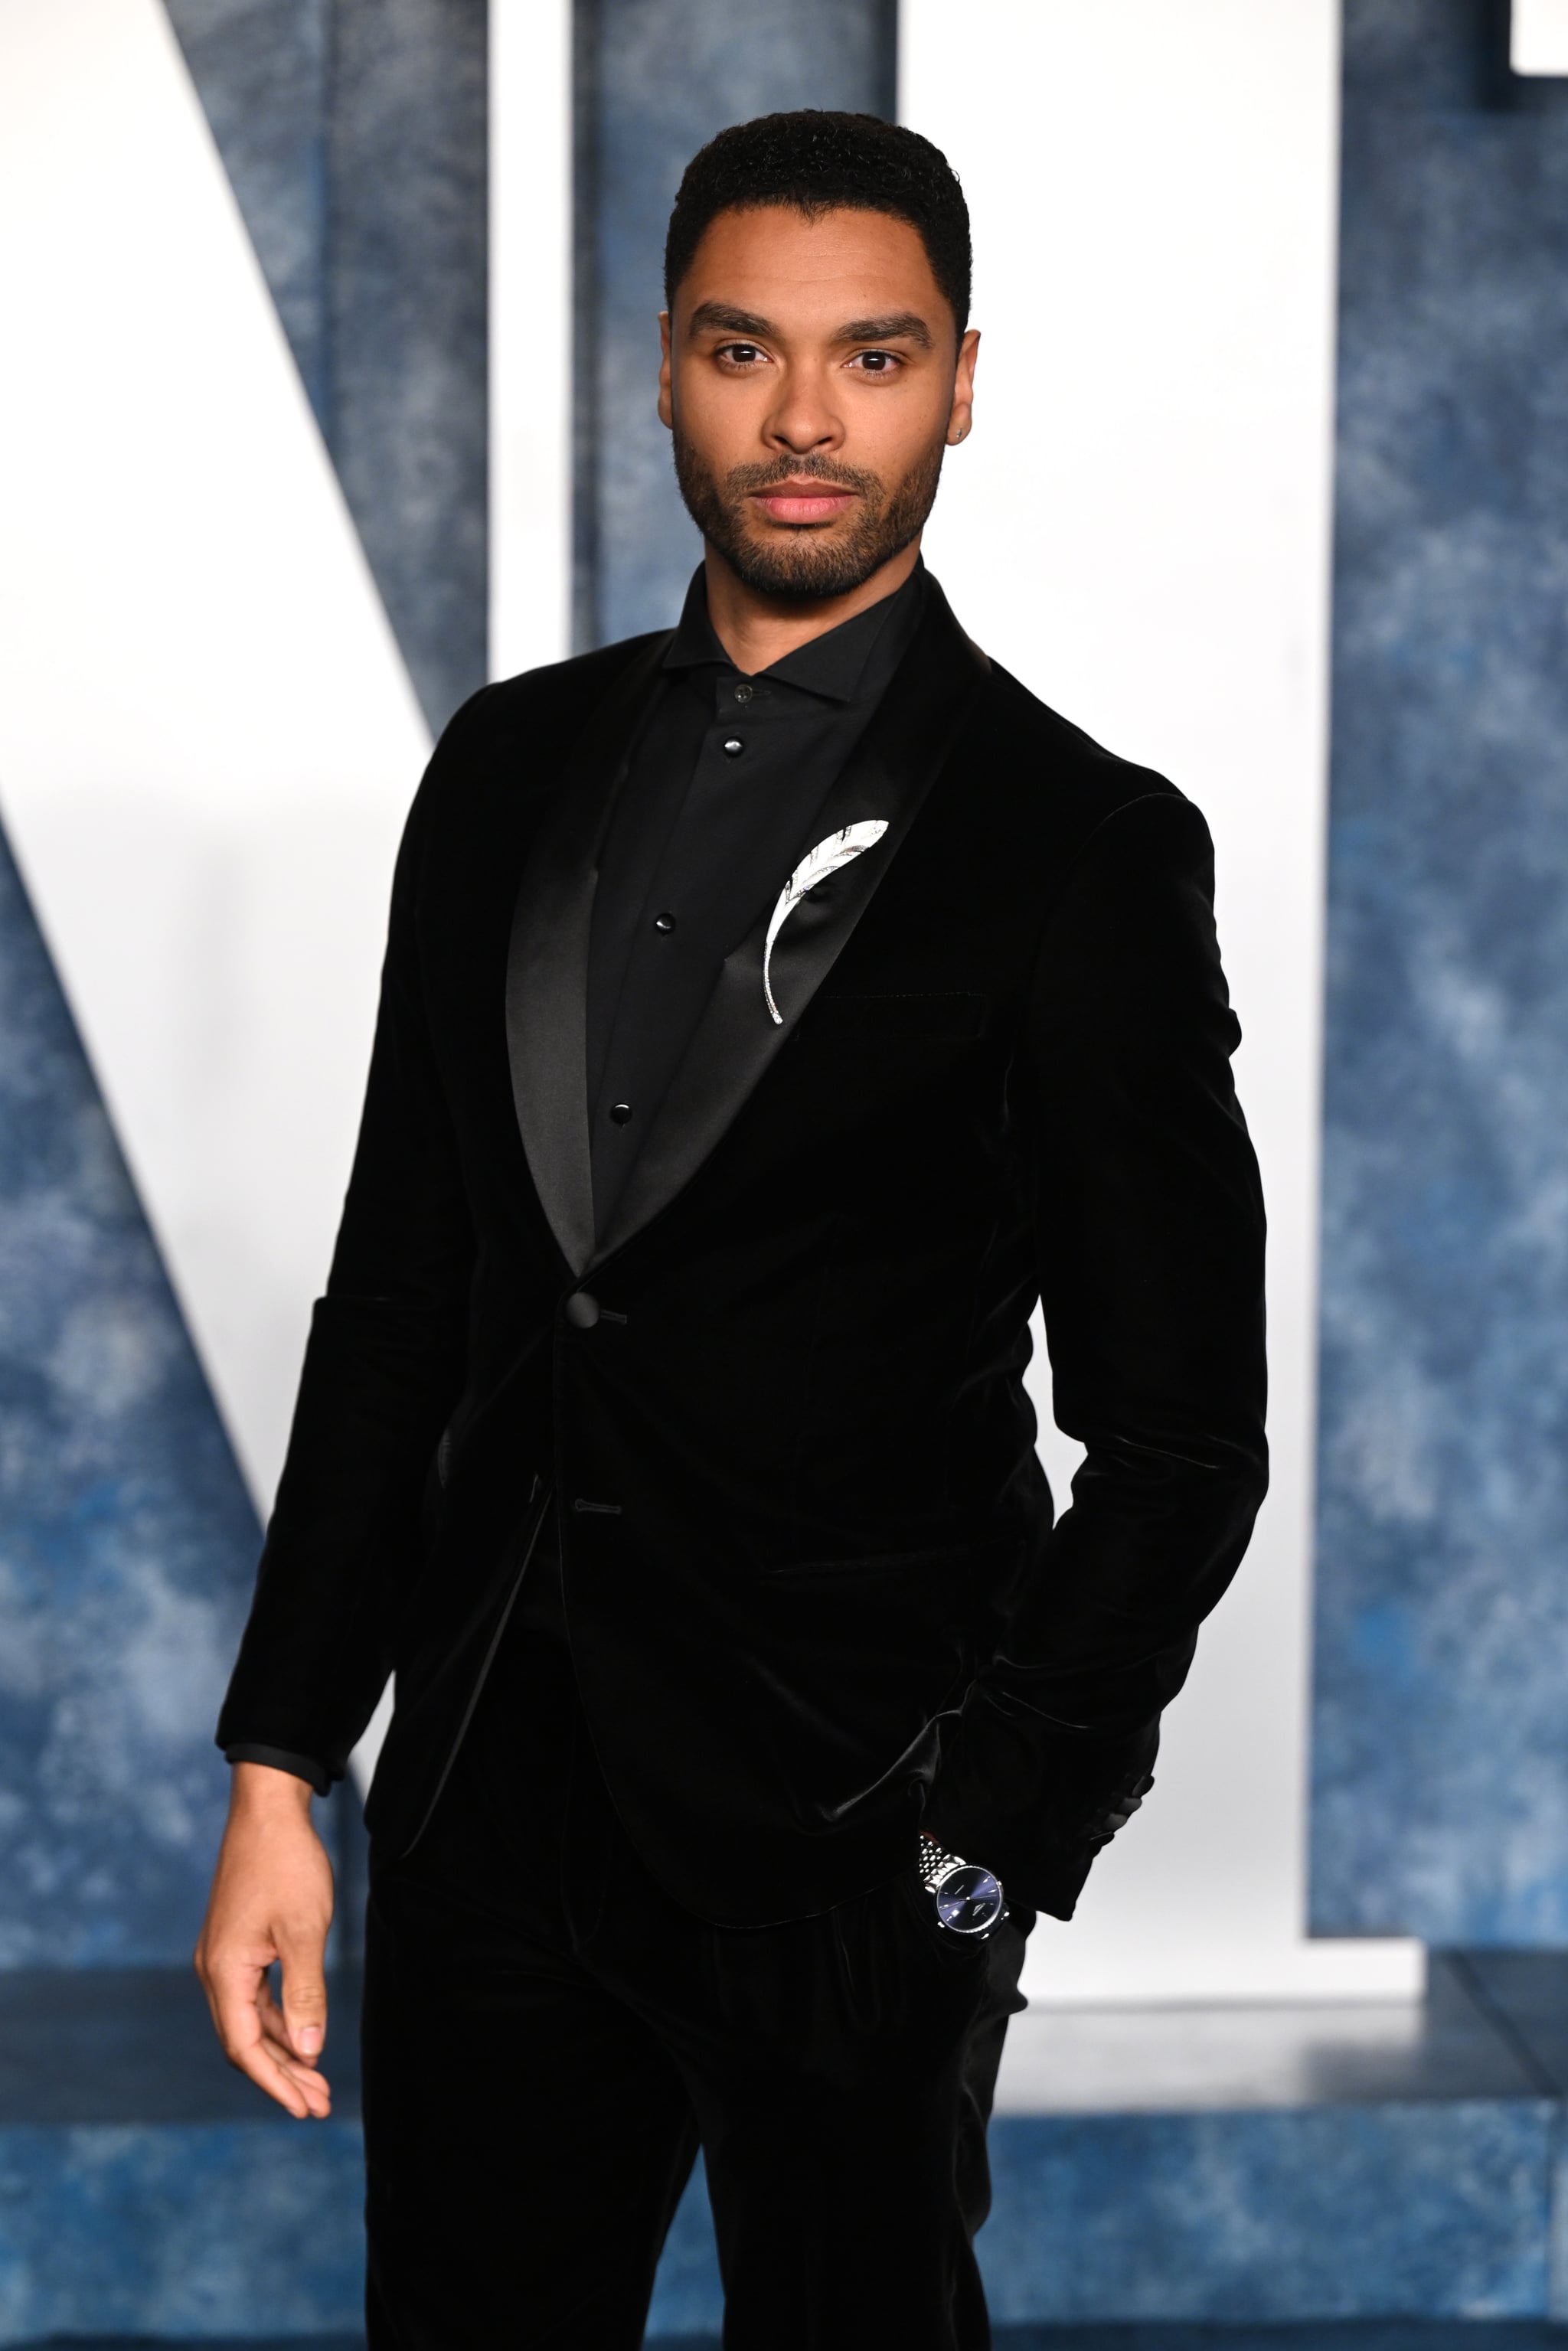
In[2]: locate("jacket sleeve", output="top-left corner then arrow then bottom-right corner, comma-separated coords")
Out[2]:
926,788 -> 1269,1914
214,732 -> 479,1787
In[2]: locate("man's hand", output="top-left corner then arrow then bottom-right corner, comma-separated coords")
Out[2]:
1088,1773 -> 1153,1848
194,1762 -> 335,2119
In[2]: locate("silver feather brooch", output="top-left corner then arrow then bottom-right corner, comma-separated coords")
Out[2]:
762,821 -> 889,1024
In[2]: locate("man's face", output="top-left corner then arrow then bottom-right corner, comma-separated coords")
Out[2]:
658,204 -> 978,602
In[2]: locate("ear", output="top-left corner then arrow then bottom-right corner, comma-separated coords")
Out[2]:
946,327 -> 980,447
657,311 -> 674,431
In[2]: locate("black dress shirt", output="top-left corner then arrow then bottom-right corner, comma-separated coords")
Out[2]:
586,561 -> 927,1235
227,562 -> 928,1783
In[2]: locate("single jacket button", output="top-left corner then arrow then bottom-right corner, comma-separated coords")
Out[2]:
609,1101 -> 633,1125
722,736 -> 744,757
564,1291 -> 600,1329
653,911 -> 677,933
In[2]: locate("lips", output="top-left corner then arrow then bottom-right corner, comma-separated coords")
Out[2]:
750,485 -> 858,524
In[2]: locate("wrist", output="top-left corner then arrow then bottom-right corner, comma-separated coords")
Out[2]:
228,1759 -> 315,1817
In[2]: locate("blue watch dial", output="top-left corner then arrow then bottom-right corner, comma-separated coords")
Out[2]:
933,1861 -> 1004,1935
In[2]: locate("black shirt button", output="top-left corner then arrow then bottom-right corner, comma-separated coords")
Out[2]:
564,1291 -> 600,1329
733,682 -> 754,703
609,1101 -> 633,1125
722,737 -> 744,757
653,911 -> 677,934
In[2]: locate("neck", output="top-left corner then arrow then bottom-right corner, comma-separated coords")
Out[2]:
701,537 -> 921,675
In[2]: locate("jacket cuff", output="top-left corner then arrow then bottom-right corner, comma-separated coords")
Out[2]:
224,1742 -> 334,1797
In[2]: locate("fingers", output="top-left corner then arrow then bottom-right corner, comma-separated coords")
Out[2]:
256,1977 -> 333,2114
1091,1787 -> 1148,1845
194,1941 -> 332,2120
278,1933 -> 329,2065
201,1955 -> 328,2119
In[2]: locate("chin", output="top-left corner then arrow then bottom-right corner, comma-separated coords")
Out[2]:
729,528 -> 876,601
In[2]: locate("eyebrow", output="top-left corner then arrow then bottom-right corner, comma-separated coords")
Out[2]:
686,301 -> 935,351
686,302 -> 776,339
836,312 -> 934,349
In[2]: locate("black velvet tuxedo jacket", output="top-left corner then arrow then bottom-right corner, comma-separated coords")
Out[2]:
217,579 -> 1268,1926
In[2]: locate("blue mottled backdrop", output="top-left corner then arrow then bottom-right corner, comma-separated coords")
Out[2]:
0,825 -> 260,1965
1312,0 -> 1568,1943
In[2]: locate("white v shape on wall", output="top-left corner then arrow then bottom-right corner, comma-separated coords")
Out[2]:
0,0 -> 574,1501
902,0 -> 1421,2003
0,0 -> 430,1509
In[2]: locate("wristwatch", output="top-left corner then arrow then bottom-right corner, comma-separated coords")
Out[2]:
918,1833 -> 1007,1938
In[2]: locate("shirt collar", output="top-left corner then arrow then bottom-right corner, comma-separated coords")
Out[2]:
661,558 -> 927,706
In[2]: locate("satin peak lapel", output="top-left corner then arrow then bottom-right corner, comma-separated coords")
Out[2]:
591,585 -> 988,1269
505,634 -> 669,1278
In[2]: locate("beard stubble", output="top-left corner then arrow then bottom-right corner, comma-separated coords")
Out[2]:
671,428 -> 947,602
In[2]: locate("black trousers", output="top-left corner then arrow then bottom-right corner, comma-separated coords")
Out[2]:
362,1621 -> 1030,2349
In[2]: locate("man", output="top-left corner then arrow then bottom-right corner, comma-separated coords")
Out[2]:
198,110 -> 1267,2350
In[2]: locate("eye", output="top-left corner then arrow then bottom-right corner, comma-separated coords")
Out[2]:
848,349 -> 901,376
717,341 -> 769,367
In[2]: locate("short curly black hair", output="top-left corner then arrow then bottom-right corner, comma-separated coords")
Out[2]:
664,111 -> 971,335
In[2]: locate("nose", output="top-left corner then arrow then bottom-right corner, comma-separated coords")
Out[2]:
762,361 -> 842,459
